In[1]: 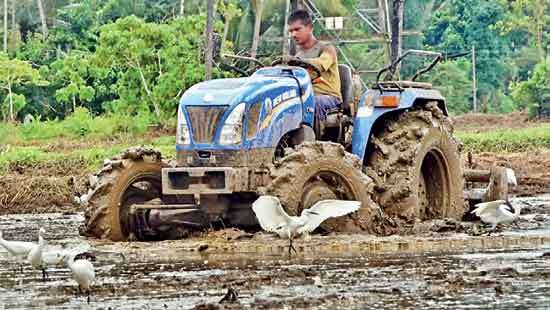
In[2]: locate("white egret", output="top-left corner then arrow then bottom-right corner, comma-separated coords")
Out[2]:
506,168 -> 518,187
0,229 -> 37,273
27,228 -> 49,280
252,195 -> 361,255
59,252 -> 96,304
471,199 -> 521,233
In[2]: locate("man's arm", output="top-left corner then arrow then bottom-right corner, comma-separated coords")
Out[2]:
306,45 -> 337,72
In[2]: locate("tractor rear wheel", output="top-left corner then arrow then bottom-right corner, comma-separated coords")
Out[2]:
364,102 -> 465,221
80,148 -> 167,241
267,142 -> 381,233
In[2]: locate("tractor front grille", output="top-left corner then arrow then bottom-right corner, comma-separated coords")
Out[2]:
186,106 -> 228,143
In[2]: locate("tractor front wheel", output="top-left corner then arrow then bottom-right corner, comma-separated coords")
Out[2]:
267,142 -> 381,233
81,148 -> 167,241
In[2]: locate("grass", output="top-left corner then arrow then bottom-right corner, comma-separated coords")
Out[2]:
0,108 -> 175,173
1,113 -> 549,173
456,123 -> 550,153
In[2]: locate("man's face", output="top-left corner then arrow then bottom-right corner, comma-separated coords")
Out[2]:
288,20 -> 313,46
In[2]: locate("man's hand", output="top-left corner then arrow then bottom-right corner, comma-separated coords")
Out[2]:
281,55 -> 301,64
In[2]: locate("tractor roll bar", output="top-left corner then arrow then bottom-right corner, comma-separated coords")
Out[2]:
376,49 -> 443,84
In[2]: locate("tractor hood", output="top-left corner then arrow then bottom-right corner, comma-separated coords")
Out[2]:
180,69 -> 306,107
176,67 -> 314,149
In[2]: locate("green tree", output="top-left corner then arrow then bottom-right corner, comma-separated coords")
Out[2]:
425,60 -> 472,114
0,53 -> 47,121
424,0 -> 512,112
512,58 -> 550,116
497,0 -> 549,62
95,15 -> 223,118
51,51 -> 95,114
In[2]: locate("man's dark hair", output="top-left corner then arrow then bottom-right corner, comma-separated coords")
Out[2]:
288,9 -> 312,26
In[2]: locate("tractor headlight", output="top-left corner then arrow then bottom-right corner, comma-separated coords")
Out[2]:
176,106 -> 191,145
219,102 -> 245,145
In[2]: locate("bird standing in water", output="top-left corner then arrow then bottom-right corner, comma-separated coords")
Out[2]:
27,228 -> 49,280
59,252 -> 96,304
0,229 -> 37,273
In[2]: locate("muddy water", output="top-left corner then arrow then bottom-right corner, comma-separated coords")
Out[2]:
1,196 -> 550,309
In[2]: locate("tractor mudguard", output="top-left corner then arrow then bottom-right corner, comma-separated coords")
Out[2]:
351,88 -> 447,162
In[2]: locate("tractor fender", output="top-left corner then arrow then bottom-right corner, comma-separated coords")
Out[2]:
351,88 -> 447,162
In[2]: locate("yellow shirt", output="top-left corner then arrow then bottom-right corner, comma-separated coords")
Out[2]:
295,41 -> 342,102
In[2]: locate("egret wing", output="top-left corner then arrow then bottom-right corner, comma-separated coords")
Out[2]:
0,240 -> 36,256
297,200 -> 361,234
471,200 -> 505,217
252,196 -> 291,232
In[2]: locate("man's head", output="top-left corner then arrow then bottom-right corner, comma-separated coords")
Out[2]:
288,9 -> 313,47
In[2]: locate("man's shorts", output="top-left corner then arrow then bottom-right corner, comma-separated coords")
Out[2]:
314,94 -> 341,122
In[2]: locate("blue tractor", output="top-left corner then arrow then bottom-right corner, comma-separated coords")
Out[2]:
81,50 -> 466,241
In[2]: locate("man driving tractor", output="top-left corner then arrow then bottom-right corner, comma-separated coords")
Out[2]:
287,9 -> 342,136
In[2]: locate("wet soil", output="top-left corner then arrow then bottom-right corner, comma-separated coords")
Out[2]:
452,112 -> 546,132
464,150 -> 550,196
1,196 -> 550,309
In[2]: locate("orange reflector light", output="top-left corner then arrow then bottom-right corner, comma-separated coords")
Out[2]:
377,95 -> 399,108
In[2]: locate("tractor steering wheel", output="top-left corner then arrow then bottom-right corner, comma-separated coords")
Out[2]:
272,57 -> 322,81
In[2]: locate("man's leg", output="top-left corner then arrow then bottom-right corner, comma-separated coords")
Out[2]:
314,94 -> 341,138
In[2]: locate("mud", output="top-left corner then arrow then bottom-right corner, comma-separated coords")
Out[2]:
1,195 -> 550,309
465,151 -> 550,195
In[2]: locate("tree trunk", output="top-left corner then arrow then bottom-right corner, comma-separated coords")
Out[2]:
3,0 -> 7,53
250,0 -> 263,67
180,0 -> 184,16
390,0 -> 404,79
204,0 -> 214,80
7,81 -> 13,122
221,16 -> 230,51
36,0 -> 48,38
72,95 -> 76,112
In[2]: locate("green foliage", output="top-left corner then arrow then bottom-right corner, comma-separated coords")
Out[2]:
0,54 -> 48,121
16,107 -> 153,141
511,58 -> 550,117
424,60 -> 472,115
95,15 -> 218,118
52,52 -> 96,113
457,124 -> 550,152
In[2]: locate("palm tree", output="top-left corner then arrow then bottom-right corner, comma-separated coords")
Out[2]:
3,0 -> 7,52
250,0 -> 263,63
36,0 -> 48,38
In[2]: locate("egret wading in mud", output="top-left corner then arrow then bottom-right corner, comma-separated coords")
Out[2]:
472,200 -> 521,233
252,195 -> 361,256
27,228 -> 49,280
59,252 -> 96,304
0,230 -> 37,273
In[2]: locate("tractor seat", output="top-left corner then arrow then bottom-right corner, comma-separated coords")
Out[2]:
323,64 -> 353,130
338,64 -> 353,116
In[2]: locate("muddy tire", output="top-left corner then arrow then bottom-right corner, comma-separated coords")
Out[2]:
364,102 -> 465,221
80,148 -> 167,241
267,142 -> 381,233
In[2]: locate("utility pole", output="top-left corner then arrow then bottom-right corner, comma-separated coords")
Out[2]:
205,0 -> 214,80
390,0 -> 404,79
180,0 -> 184,16
472,45 -> 477,113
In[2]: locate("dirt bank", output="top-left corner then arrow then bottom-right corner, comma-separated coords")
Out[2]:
452,112 -> 542,132
464,150 -> 550,196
